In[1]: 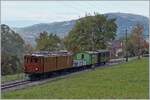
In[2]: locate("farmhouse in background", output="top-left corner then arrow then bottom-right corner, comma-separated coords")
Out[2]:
109,40 -> 123,58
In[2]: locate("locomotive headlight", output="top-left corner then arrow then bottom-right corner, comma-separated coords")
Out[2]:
35,67 -> 39,71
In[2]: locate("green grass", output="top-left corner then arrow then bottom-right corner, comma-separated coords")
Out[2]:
2,58 -> 149,99
1,73 -> 25,84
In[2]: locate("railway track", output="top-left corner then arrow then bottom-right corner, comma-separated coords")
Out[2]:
1,59 -> 126,92
1,80 -> 31,90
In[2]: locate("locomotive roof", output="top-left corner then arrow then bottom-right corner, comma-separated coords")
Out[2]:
25,51 -> 73,57
75,50 -> 109,55
85,51 -> 99,54
96,50 -> 109,52
84,50 -> 109,54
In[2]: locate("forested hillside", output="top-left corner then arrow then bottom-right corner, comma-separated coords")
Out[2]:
1,24 -> 25,75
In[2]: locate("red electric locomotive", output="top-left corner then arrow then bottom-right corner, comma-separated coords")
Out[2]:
24,51 -> 73,79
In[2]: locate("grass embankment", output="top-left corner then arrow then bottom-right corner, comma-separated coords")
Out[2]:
1,73 -> 25,84
2,58 -> 149,99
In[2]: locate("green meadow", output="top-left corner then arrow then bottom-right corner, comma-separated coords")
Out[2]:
1,73 -> 25,84
2,58 -> 149,99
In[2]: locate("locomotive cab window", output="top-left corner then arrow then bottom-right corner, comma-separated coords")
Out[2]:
25,57 -> 29,63
24,56 -> 26,62
31,58 -> 38,63
27,58 -> 28,63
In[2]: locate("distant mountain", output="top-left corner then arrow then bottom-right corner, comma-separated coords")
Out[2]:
105,13 -> 149,37
12,13 -> 149,46
13,20 -> 76,46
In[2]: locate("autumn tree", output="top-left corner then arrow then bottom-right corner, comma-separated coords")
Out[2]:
142,40 -> 149,54
64,13 -> 117,52
127,24 -> 145,59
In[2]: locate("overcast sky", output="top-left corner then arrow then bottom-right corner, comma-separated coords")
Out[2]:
1,1 -> 149,27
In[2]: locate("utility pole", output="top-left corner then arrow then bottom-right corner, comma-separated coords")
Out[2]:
125,28 -> 128,62
138,34 -> 141,59
91,30 -> 95,70
92,30 -> 95,51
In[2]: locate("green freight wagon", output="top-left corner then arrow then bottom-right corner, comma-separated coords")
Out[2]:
96,50 -> 110,64
73,51 -> 98,67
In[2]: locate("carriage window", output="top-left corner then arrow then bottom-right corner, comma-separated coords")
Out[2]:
81,54 -> 84,59
104,53 -> 106,56
106,52 -> 108,56
101,53 -> 104,57
103,53 -> 104,57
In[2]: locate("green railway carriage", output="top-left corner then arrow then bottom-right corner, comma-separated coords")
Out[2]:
73,51 -> 98,67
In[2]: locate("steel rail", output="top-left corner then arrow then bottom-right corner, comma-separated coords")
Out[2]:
1,80 -> 30,90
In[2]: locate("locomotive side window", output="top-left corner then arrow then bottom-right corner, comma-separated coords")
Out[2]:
26,57 -> 40,63
34,58 -> 38,63
38,58 -> 41,63
31,58 -> 33,62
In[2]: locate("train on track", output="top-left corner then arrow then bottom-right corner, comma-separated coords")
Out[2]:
24,50 -> 110,80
